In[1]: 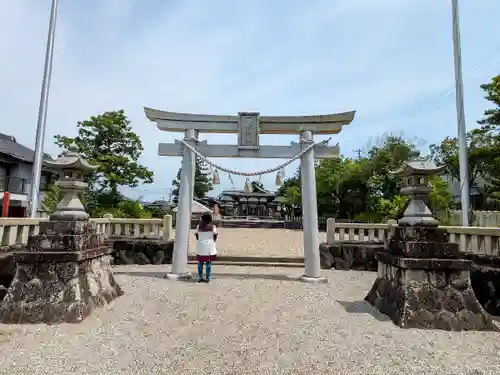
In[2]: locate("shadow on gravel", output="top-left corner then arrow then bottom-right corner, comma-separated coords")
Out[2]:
113,271 -> 197,282
212,272 -> 300,281
114,271 -> 302,282
336,300 -> 391,322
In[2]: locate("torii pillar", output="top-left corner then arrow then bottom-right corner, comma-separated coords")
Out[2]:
145,108 -> 356,282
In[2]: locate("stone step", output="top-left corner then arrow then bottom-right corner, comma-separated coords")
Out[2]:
216,222 -> 287,229
187,255 -> 304,264
187,260 -> 304,268
187,255 -> 304,268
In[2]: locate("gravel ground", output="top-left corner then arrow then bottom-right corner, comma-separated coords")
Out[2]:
187,228 -> 326,257
1,265 -> 499,375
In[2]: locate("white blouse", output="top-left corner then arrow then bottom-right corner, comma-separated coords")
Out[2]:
195,225 -> 218,256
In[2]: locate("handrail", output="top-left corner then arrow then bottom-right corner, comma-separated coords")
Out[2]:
326,218 -> 500,257
0,215 -> 173,249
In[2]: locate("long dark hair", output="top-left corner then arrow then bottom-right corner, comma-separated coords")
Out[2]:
199,214 -> 213,230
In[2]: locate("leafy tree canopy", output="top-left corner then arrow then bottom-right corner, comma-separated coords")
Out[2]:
172,158 -> 213,201
278,134 -> 453,222
478,74 -> 500,128
429,128 -> 495,188
52,110 -> 153,215
54,110 -> 154,198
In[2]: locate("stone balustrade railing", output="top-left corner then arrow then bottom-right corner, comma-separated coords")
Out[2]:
326,218 -> 500,257
0,215 -> 173,250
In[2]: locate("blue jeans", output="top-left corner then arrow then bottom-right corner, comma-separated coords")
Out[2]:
197,261 -> 212,280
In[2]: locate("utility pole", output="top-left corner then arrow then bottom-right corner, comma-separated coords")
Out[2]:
451,0 -> 470,226
29,0 -> 59,217
353,148 -> 363,159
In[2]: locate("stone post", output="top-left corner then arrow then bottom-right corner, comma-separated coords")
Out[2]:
163,214 -> 172,241
103,213 -> 113,238
326,218 -> 336,244
299,131 -> 326,283
168,129 -> 197,280
188,130 -> 199,223
0,144 -> 123,324
387,219 -> 397,240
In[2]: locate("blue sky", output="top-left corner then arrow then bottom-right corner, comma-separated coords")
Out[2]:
0,0 -> 499,201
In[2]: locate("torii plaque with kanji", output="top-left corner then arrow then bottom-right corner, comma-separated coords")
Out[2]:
238,112 -> 260,150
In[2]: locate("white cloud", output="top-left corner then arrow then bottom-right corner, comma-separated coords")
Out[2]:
0,0 -> 498,200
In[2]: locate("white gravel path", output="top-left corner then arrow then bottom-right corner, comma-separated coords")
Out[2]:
1,265 -> 499,375
187,228 -> 325,257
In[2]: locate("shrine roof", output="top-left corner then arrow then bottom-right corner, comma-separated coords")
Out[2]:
221,190 -> 275,198
197,196 -> 221,204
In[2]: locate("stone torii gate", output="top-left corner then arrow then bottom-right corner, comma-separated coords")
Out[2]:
145,108 -> 356,282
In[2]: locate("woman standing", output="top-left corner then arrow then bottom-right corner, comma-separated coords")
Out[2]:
195,214 -> 218,283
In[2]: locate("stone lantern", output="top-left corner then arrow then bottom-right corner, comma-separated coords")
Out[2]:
392,156 -> 445,227
45,143 -> 97,222
364,155 -> 496,332
0,144 -> 123,324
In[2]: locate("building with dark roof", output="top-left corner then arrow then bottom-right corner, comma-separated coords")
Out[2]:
215,183 -> 288,218
0,133 -> 57,217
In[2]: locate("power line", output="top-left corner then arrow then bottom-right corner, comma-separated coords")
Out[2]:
353,148 -> 363,159
403,52 -> 500,123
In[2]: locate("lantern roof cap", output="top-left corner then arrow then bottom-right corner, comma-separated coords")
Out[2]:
391,156 -> 445,176
45,143 -> 98,173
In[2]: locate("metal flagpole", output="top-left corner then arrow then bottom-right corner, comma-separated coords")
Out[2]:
451,0 -> 470,226
29,0 -> 60,218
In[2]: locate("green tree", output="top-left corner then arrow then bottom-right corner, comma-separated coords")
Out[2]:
276,174 -> 300,197
284,185 -> 301,207
276,133 -> 455,222
278,134 -> 420,220
41,184 -> 62,214
429,128 -> 494,192
91,199 -> 152,219
336,135 -> 417,220
478,75 -> 500,128
365,135 -> 417,197
325,157 -> 371,219
375,194 -> 407,221
428,176 -> 453,222
374,176 -> 452,223
54,110 -> 154,207
41,184 -> 92,215
476,75 -> 500,206
116,200 -> 152,219
172,158 -> 213,201
276,174 -> 301,216
429,76 -> 500,209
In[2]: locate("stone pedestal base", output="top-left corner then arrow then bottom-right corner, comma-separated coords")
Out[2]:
299,275 -> 328,284
164,272 -> 193,281
365,252 -> 497,331
0,248 -> 123,324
